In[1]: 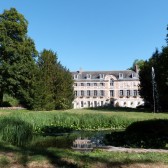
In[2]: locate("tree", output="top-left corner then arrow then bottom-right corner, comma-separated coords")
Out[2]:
34,49 -> 56,110
139,48 -> 168,112
129,59 -> 144,71
0,8 -> 38,107
35,49 -> 74,110
54,63 -> 74,109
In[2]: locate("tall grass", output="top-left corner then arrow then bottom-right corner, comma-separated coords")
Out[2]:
0,118 -> 33,146
0,109 -> 167,134
0,111 -> 139,134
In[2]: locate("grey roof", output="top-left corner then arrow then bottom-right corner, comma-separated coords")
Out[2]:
71,70 -> 139,81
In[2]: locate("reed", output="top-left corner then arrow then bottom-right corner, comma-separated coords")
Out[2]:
0,117 -> 33,146
0,111 -> 136,134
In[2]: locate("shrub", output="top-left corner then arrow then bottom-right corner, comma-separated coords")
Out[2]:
104,119 -> 168,149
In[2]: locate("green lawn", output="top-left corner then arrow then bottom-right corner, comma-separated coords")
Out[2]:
0,108 -> 167,167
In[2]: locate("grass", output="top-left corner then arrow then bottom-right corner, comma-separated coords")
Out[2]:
0,108 -> 167,167
0,108 -> 167,133
0,141 -> 168,168
0,156 -> 10,167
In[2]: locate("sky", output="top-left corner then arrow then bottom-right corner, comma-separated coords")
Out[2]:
0,0 -> 168,71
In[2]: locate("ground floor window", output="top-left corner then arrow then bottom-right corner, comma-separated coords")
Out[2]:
81,101 -> 84,107
88,101 -> 90,107
94,101 -> 97,107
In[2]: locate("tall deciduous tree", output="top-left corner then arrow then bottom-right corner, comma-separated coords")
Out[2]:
0,8 -> 37,107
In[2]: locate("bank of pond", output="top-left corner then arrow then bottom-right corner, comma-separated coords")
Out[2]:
0,110 -> 168,150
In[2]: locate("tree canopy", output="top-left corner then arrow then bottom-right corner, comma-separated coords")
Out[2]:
0,8 -> 74,110
33,49 -> 74,110
139,48 -> 168,112
129,59 -> 144,71
0,8 -> 38,107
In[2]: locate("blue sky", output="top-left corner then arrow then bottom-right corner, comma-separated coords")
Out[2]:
0,0 -> 168,71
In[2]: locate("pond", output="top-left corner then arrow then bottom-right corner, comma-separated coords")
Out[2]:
31,130 -> 111,149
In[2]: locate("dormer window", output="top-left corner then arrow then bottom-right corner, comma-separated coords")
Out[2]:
131,73 -> 136,78
74,74 -> 78,79
99,74 -> 104,79
86,74 -> 91,79
119,73 -> 123,79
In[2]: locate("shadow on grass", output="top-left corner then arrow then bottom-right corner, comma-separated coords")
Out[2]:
52,149 -> 162,167
0,141 -> 165,168
0,142 -> 78,168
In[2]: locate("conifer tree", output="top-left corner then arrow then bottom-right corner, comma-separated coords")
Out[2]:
36,49 -> 74,110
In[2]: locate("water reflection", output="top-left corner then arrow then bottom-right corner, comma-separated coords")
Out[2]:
31,130 -> 111,149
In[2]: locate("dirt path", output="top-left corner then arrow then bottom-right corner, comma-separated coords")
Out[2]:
97,146 -> 168,153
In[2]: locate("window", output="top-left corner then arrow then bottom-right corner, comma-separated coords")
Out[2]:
86,74 -> 91,79
100,90 -> 104,96
88,101 -> 90,107
100,83 -> 104,86
120,90 -> 124,96
94,101 -> 97,107
132,73 -> 136,78
94,83 -> 97,86
81,101 -> 84,107
74,83 -> 77,86
110,79 -> 114,86
127,90 -> 130,97
74,74 -> 78,79
110,90 -> 114,97
87,90 -> 90,96
74,91 -> 77,97
119,73 -> 123,79
87,83 -> 90,86
94,90 -> 97,96
81,83 -> 84,86
133,90 -> 138,97
81,90 -> 84,96
101,101 -> 104,106
99,74 -> 104,79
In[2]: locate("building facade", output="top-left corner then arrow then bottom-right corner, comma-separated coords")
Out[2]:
72,69 -> 144,109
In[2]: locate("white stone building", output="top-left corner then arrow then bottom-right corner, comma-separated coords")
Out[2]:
72,69 -> 144,109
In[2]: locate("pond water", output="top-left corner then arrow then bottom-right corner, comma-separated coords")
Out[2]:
31,130 -> 111,149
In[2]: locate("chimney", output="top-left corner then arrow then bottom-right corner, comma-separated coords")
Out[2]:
135,64 -> 139,74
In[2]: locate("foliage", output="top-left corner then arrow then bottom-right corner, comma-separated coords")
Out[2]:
3,93 -> 19,106
53,65 -> 74,110
104,119 -> 168,149
0,117 -> 33,146
0,8 -> 38,108
0,8 -> 74,110
139,48 -> 168,112
34,49 -> 74,110
129,59 -> 145,71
